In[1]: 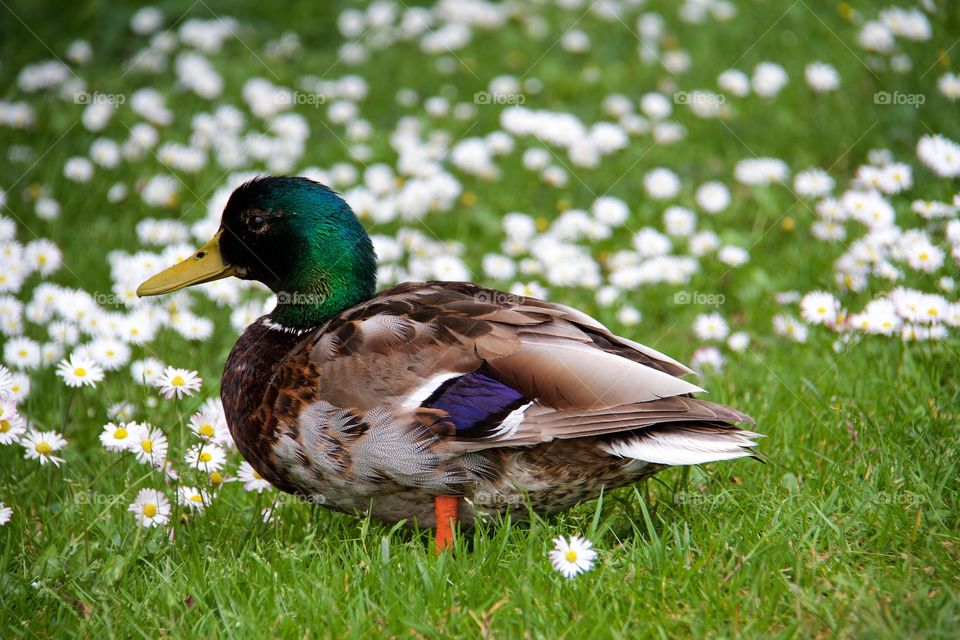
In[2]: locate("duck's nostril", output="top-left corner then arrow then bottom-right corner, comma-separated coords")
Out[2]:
195,251 -> 206,259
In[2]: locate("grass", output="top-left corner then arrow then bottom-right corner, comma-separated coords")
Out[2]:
1,0 -> 959,637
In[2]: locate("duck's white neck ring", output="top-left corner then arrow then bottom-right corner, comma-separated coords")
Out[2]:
260,317 -> 318,335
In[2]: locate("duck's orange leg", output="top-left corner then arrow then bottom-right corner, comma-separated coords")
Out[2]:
434,495 -> 459,555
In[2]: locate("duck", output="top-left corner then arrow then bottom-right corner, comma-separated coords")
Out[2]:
137,176 -> 759,551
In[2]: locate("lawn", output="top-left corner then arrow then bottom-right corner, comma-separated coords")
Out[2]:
1,0 -> 958,637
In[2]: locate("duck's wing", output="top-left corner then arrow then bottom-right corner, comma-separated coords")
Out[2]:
275,281 -> 756,463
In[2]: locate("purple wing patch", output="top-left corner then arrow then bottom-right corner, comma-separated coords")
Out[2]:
423,369 -> 527,437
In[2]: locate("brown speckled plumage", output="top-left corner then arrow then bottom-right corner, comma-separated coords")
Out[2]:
222,281 -> 759,528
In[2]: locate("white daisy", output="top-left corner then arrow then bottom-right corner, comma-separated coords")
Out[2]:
238,461 -> 273,493
5,373 -> 30,403
55,354 -> 105,388
184,443 -> 226,473
905,242 -> 945,273
107,401 -> 136,422
21,430 -> 67,466
811,221 -> 847,242
727,332 -> 750,353
616,306 -> 641,326
177,486 -> 211,511
154,366 -> 202,399
717,69 -> 750,97
23,238 -> 63,276
89,338 -> 131,371
735,157 -> 789,185
129,488 -> 170,528
99,421 -> 140,452
718,246 -> 749,267
773,315 -> 809,343
132,424 -> 168,467
793,168 -> 834,198
643,168 -> 681,200
752,62 -> 788,98
549,535 -> 597,579
938,72 -> 960,101
693,312 -> 730,341
0,401 -> 26,444
917,134 -> 960,178
695,181 -> 730,213
0,502 -> 11,525
0,364 -> 13,399
3,336 -> 40,370
691,346 -> 726,373
131,357 -> 166,385
850,299 -> 901,335
804,62 -> 840,92
664,206 -> 697,236
800,291 -> 840,325
188,411 -> 230,444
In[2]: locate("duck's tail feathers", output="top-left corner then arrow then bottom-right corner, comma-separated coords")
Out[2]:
600,423 -> 763,466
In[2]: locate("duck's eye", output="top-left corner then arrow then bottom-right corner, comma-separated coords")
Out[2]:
249,215 -> 266,230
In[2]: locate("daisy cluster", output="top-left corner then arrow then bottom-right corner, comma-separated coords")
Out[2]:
0,0 -> 957,552
771,140 -> 960,346
99,393 -> 272,527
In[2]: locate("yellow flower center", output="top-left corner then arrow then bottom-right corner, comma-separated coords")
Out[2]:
74,367 -> 87,377
115,428 -> 128,439
198,424 -> 215,437
171,375 -> 186,387
817,306 -> 826,314
198,452 -> 212,462
919,252 -> 929,261
928,308 -> 938,317
253,470 -> 263,480
143,504 -> 157,518
190,494 -> 203,503
209,471 -> 223,485
0,420 -> 9,432
36,441 -> 52,455
18,349 -> 27,357
565,550 -> 578,562
141,439 -> 153,453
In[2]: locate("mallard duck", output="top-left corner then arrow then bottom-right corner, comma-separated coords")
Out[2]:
137,176 -> 759,550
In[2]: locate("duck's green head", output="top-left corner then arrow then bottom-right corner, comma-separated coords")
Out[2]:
137,176 -> 377,328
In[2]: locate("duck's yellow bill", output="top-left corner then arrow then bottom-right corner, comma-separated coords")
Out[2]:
136,230 -> 236,297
